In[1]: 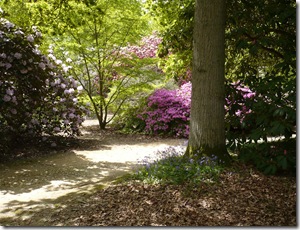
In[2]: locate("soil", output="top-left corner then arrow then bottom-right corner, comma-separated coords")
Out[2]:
0,119 -> 296,226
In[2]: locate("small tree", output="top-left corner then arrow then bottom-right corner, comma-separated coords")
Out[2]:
18,0 -> 161,129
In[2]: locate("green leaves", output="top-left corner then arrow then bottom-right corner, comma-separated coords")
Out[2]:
239,139 -> 296,175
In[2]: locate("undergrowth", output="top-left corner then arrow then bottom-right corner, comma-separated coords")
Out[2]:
129,146 -> 224,186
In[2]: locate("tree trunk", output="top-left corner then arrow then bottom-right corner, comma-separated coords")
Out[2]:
185,0 -> 231,164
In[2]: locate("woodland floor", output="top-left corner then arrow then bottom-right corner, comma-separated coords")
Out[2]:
0,120 -> 297,226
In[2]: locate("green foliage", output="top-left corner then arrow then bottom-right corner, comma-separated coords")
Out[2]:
159,51 -> 192,84
146,0 -> 194,56
238,139 -> 296,175
146,0 -> 194,83
225,0 -> 296,147
0,0 -> 161,129
0,18 -> 87,156
111,96 -> 147,133
131,147 -> 223,185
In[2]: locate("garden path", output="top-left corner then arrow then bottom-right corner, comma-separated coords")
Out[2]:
0,119 -> 185,224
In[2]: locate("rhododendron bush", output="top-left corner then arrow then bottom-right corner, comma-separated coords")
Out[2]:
138,82 -> 191,137
0,18 -> 88,153
135,81 -> 255,138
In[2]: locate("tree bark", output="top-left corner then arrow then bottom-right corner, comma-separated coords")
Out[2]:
185,0 -> 230,164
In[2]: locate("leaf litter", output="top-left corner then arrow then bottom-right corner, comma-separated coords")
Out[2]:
0,122 -> 296,226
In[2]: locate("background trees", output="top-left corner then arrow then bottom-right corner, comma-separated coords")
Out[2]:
147,0 -> 296,142
1,0 -> 163,129
0,0 -> 296,173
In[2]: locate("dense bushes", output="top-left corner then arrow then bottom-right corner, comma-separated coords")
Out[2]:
118,80 -> 295,175
0,18 -> 88,155
238,138 -> 296,175
137,81 -> 191,137
121,81 -> 254,139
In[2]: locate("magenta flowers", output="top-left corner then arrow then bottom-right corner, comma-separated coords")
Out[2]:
138,82 -> 191,137
137,80 -> 255,138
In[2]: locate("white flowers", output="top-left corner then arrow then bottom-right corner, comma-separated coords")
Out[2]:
14,30 -> 24,36
3,94 -> 11,102
38,62 -> 46,70
14,53 -> 22,59
5,63 -> 12,69
48,54 -> 56,60
6,88 -> 14,96
55,59 -> 62,65
35,31 -> 42,38
53,127 -> 60,132
0,18 -> 88,143
0,53 -> 6,59
64,119 -> 70,125
3,21 -> 14,29
27,35 -> 34,42
64,88 -> 75,94
3,92 -> 18,104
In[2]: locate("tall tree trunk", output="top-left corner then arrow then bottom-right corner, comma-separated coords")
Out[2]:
185,0 -> 230,164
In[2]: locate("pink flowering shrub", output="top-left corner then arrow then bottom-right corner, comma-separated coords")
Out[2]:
138,82 -> 191,137
119,33 -> 162,59
225,81 -> 256,134
136,81 -> 255,138
0,18 -> 88,153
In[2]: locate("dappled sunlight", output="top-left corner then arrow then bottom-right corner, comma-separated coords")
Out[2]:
0,150 -> 145,222
73,142 -> 183,164
0,163 -> 134,222
0,124 -> 185,225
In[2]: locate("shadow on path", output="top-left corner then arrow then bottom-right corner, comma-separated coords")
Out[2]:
0,123 -> 185,226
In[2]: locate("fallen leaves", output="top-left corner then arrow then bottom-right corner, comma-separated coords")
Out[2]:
44,167 -> 296,226
1,125 -> 296,226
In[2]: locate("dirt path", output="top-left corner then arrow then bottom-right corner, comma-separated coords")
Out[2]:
0,120 -> 186,224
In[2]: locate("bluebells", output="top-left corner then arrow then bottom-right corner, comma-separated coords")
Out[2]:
134,146 -> 223,185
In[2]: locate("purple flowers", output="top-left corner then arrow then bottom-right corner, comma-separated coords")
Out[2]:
137,80 -> 255,138
225,81 -> 256,124
138,82 -> 191,137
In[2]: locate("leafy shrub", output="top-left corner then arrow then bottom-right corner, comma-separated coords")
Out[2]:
120,76 -> 294,152
0,18 -> 88,154
132,146 -> 223,185
225,75 -> 296,151
135,81 -> 254,138
137,81 -> 191,137
246,73 -> 295,141
225,81 -> 256,147
238,138 -> 296,175
111,96 -> 148,132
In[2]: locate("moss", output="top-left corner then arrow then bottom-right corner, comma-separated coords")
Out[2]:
185,144 -> 232,166
111,173 -> 134,184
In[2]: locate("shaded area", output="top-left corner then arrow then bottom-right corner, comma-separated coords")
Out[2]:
0,164 -> 296,226
0,150 -> 138,223
1,121 -> 295,226
0,122 -> 185,225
